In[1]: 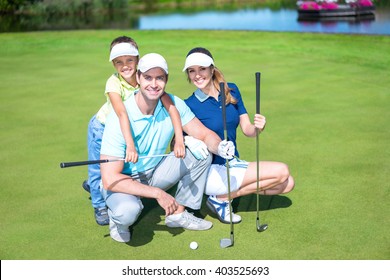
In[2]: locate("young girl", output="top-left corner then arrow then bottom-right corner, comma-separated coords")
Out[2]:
85,36 -> 185,226
182,47 -> 295,224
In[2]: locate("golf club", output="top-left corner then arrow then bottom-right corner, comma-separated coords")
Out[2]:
219,82 -> 234,249
60,154 -> 174,168
255,72 -> 268,232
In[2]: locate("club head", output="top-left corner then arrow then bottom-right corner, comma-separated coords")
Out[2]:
257,223 -> 268,232
220,238 -> 233,248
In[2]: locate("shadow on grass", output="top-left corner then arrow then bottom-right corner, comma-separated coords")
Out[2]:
129,198 -> 185,247
102,189 -> 292,246
109,187 -> 184,247
234,194 -> 292,213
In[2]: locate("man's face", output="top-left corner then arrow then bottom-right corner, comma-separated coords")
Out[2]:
137,67 -> 167,102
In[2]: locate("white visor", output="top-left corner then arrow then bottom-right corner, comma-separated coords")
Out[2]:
138,53 -> 169,74
109,43 -> 139,61
182,53 -> 214,72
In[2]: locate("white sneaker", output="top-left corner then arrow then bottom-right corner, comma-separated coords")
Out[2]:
206,195 -> 242,224
165,210 -> 213,230
109,219 -> 131,243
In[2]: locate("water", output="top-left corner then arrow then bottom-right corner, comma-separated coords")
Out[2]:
1,7 -> 389,35
139,8 -> 390,35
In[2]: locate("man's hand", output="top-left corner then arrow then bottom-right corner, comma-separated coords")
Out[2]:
155,189 -> 179,216
184,136 -> 209,160
218,140 -> 235,159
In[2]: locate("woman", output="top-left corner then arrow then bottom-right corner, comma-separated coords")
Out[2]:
183,47 -> 295,224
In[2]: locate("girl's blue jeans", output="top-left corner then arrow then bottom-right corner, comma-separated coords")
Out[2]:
87,114 -> 106,209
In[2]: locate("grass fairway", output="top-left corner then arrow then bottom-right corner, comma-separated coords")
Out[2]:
0,30 -> 389,260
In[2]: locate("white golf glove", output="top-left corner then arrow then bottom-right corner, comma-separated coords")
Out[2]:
184,136 -> 209,160
218,140 -> 235,160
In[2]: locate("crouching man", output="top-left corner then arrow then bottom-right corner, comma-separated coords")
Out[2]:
100,53 -> 235,242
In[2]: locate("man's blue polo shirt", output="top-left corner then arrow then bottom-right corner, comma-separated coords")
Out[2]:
101,92 -> 195,175
184,82 -> 247,165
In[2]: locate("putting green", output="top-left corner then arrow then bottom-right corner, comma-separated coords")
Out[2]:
0,30 -> 389,260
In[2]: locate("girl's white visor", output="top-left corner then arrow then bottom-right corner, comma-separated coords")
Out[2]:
109,43 -> 139,61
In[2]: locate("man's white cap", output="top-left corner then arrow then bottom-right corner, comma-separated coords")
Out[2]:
109,43 -> 139,61
182,52 -> 214,72
138,53 -> 169,74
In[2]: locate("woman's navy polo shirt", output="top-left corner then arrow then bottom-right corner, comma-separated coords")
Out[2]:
184,82 -> 247,165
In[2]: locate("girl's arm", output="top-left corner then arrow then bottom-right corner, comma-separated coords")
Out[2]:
161,93 -> 185,158
239,113 -> 266,137
109,92 -> 138,163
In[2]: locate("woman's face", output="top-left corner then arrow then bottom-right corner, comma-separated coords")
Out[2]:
187,65 -> 213,90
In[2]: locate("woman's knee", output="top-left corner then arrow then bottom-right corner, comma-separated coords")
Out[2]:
277,163 -> 291,184
284,175 -> 295,193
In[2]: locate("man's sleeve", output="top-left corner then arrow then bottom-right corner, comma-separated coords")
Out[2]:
100,112 -> 126,158
171,95 -> 195,126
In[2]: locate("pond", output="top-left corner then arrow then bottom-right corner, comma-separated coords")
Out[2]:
1,6 -> 389,35
138,7 -> 390,35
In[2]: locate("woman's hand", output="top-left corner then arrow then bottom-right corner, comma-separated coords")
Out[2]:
254,114 -> 266,132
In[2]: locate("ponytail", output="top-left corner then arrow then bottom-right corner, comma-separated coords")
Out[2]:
213,67 -> 237,105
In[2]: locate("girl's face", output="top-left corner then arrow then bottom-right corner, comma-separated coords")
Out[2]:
187,65 -> 213,90
112,55 -> 138,83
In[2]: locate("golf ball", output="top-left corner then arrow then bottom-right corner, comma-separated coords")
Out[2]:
190,241 -> 198,250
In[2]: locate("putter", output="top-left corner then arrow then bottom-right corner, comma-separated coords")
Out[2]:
255,72 -> 268,232
219,82 -> 234,248
60,154 -> 174,168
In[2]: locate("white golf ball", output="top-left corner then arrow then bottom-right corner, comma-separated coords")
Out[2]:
190,241 -> 198,250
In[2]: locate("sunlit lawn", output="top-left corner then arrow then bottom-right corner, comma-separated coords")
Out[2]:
0,30 -> 389,260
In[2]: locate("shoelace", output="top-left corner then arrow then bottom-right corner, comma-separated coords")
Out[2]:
183,211 -> 203,224
210,198 -> 230,219
97,208 -> 108,216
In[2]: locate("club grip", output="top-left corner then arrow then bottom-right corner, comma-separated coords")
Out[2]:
220,82 -> 227,140
60,159 -> 108,168
255,72 -> 261,114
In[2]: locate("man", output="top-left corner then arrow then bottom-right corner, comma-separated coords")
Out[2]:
100,53 -> 235,243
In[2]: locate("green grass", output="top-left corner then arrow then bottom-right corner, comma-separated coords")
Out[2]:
0,30 -> 389,260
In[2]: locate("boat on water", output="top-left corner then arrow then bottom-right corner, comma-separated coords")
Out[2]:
297,0 -> 375,20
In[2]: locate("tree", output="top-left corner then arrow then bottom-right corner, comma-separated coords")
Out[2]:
0,0 -> 40,13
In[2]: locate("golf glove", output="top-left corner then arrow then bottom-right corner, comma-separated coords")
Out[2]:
184,136 -> 209,160
218,140 -> 235,160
